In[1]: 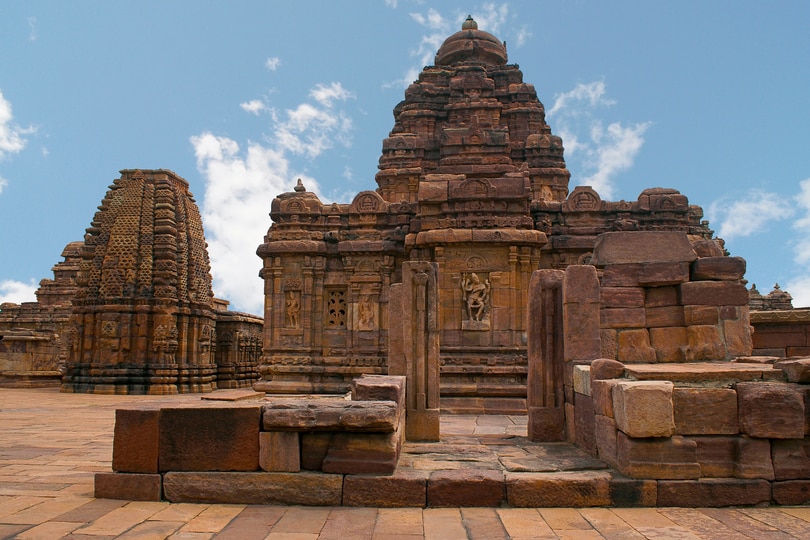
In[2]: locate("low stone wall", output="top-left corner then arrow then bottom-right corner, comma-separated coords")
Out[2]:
95,375 -> 406,503
579,358 -> 810,506
751,309 -> 810,358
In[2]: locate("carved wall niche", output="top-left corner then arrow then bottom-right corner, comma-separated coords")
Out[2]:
460,272 -> 491,331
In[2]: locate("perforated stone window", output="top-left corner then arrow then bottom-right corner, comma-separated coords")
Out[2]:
326,289 -> 347,327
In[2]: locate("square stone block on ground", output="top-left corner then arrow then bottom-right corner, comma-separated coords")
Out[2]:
342,470 -> 428,507
259,431 -> 300,472
94,472 -> 162,501
736,382 -> 805,439
427,469 -> 505,507
159,404 -> 261,472
506,470 -> 613,507
112,407 -> 160,473
163,471 -> 343,505
613,381 -> 675,438
673,388 -> 738,435
616,432 -> 700,479
656,478 -> 771,507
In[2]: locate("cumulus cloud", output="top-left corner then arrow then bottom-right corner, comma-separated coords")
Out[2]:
0,279 -> 37,305
708,189 -> 795,241
547,81 -> 649,199
0,176 -> 7,195
193,82 -> 355,314
265,57 -> 281,71
240,99 -> 267,115
0,89 -> 32,160
790,178 -> 810,264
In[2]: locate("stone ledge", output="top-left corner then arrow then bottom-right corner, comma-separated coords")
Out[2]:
262,399 -> 400,432
622,362 -> 785,384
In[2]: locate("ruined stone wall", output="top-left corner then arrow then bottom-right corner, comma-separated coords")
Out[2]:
751,309 -> 810,358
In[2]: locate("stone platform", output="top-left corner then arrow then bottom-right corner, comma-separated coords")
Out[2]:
2,388 -> 810,539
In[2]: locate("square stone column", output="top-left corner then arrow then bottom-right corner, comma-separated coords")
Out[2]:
389,261 -> 440,441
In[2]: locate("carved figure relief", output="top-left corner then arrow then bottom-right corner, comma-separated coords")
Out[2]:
357,295 -> 377,331
461,272 -> 491,330
285,290 -> 301,328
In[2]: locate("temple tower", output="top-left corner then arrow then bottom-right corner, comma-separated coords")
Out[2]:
62,169 -> 217,394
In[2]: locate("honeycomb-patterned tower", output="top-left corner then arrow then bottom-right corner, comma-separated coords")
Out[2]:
62,169 -> 217,394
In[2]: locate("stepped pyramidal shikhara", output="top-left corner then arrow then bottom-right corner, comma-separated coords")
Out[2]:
255,17 -> 715,413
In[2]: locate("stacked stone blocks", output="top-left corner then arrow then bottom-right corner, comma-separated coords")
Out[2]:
96,375 -> 407,504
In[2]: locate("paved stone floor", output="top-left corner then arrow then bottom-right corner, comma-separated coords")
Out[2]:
1,388 -> 809,539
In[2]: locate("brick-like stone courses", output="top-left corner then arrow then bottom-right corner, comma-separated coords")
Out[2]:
591,231 -> 750,364
588,359 -> 810,506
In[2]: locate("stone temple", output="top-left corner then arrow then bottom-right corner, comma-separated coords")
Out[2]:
254,16 -> 716,414
2,17 -> 810,508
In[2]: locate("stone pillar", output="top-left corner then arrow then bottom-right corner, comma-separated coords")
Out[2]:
562,265 -> 601,444
527,269 -> 565,441
390,261 -> 440,441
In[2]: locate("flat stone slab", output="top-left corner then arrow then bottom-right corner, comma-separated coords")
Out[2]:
201,389 -> 266,401
622,362 -> 785,384
262,398 -> 400,432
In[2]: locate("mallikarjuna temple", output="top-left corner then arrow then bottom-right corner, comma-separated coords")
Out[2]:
2,18 -> 809,508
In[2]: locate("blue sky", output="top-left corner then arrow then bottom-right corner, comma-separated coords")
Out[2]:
1,1 -> 809,315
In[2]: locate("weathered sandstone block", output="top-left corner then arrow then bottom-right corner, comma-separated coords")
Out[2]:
617,329 -> 656,362
684,326 -> 726,361
737,382 -> 805,439
95,472 -> 162,501
351,375 -> 406,405
683,305 -> 719,325
645,306 -> 685,328
573,365 -> 591,396
163,472 -> 343,505
427,469 -> 505,507
343,470 -> 428,507
616,433 -> 700,479
679,281 -> 749,306
775,357 -> 810,383
771,439 -> 810,480
772,480 -> 810,505
594,414 -> 618,465
591,231 -> 697,265
590,358 -> 625,380
690,256 -> 746,281
645,286 -> 678,307
574,392 -> 596,455
505,471 -> 612,507
322,431 -> 400,474
601,308 -> 646,329
693,436 -> 773,479
673,388 -> 738,435
657,479 -> 771,507
613,381 -> 675,438
112,407 -> 160,473
723,317 -> 753,358
600,287 -> 645,308
638,262 -> 690,286
563,265 -> 601,363
300,432 -> 333,470
262,399 -> 399,432
600,329 -> 618,358
159,405 -> 260,472
592,380 -> 618,417
649,326 -> 687,362
259,431 -> 300,472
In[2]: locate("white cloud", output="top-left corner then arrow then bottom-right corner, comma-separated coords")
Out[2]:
385,0 -> 398,8
0,176 -> 7,194
193,82 -> 355,314
784,275 -> 810,309
547,81 -> 615,118
28,17 -> 37,41
240,99 -> 267,115
708,190 -> 795,241
547,81 -> 648,199
514,26 -> 531,48
0,279 -> 37,305
0,89 -> 32,160
265,57 -> 281,71
580,121 -> 651,199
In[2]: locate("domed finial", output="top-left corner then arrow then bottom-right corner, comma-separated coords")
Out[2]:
462,15 -> 477,30
294,178 -> 306,192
